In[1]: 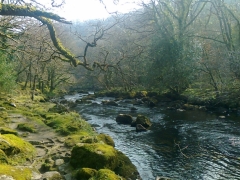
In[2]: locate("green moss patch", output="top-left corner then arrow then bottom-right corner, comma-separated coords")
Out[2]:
97,134 -> 115,147
64,134 -> 98,147
0,164 -> 32,180
17,123 -> 37,133
135,115 -> 152,128
70,143 -> 117,170
43,112 -> 94,136
0,127 -> 18,135
76,168 -> 97,180
90,169 -> 125,180
0,134 -> 35,164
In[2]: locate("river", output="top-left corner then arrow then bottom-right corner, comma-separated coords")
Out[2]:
64,93 -> 240,180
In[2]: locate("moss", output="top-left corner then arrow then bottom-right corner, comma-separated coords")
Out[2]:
0,127 -> 18,135
114,151 -> 139,180
97,134 -> 115,147
43,112 -> 94,136
76,168 -> 97,180
70,143 -> 118,170
0,149 -> 8,164
0,134 -> 35,164
48,104 -> 69,113
70,143 -> 139,179
17,123 -> 37,133
90,169 -> 125,180
136,115 -> 152,128
0,111 -> 9,126
0,164 -> 32,180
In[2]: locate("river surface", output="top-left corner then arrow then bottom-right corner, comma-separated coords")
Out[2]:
64,93 -> 240,180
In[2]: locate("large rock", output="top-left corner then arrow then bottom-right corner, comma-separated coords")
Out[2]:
132,115 -> 152,128
70,143 -> 139,180
116,114 -> 133,125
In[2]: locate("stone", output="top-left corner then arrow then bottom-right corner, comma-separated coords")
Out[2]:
130,107 -> 138,111
97,134 -> 115,147
156,176 -> 171,180
10,103 -> 16,108
0,175 -> 14,180
219,116 -> 226,119
116,114 -> 133,125
75,168 -> 97,180
55,159 -> 64,166
135,115 -> 152,128
31,171 -> 42,180
177,109 -> 185,112
102,100 -> 118,106
64,173 -> 72,180
136,124 -> 147,132
42,171 -> 63,180
183,104 -> 198,110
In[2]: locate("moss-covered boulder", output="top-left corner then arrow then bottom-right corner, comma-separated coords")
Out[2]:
90,169 -> 125,180
76,168 -> 97,180
97,134 -> 115,147
0,134 -> 35,164
116,114 -> 133,125
70,143 -> 139,180
70,143 -> 118,170
133,115 -> 152,128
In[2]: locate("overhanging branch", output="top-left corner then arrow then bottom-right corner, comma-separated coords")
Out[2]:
0,3 -> 71,24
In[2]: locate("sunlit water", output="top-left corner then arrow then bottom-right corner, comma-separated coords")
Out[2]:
64,93 -> 240,180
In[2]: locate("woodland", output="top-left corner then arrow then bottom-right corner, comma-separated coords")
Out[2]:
1,0 -> 240,105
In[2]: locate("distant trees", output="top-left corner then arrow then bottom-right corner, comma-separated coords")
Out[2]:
77,0 -> 240,96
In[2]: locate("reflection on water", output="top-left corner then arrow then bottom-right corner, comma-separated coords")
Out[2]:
64,94 -> 240,180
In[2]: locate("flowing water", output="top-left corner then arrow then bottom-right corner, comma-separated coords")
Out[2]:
64,93 -> 240,180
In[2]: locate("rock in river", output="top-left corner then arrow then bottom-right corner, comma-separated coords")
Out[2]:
132,114 -> 152,128
136,124 -> 148,132
116,114 -> 133,125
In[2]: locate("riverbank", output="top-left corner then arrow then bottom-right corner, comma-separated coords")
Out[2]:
0,89 -> 140,180
90,88 -> 240,116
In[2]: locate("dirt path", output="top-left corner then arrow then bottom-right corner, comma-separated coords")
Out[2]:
7,114 -> 72,179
